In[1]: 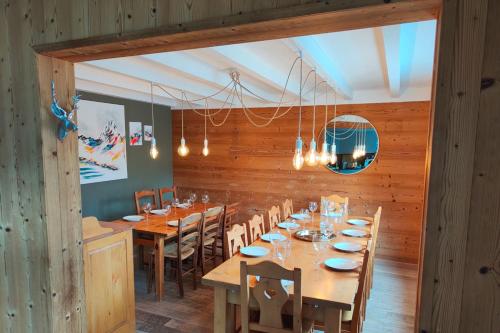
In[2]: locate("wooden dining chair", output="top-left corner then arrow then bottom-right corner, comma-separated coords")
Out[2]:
200,206 -> 223,275
240,260 -> 313,333
225,223 -> 249,259
267,205 -> 281,232
134,189 -> 158,214
366,206 -> 381,299
218,202 -> 241,259
282,199 -> 294,219
247,214 -> 266,243
322,194 -> 349,214
147,213 -> 202,297
313,250 -> 370,333
159,186 -> 177,208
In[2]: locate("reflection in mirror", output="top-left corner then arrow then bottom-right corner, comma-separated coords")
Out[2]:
320,115 -> 379,175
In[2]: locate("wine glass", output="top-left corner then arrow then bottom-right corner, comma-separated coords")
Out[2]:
143,202 -> 152,222
311,232 -> 326,268
201,192 -> 209,206
189,192 -> 197,204
309,201 -> 318,227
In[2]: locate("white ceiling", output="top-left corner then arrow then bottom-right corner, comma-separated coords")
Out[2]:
76,20 -> 437,109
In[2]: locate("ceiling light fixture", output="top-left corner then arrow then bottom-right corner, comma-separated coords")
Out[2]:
330,88 -> 338,165
305,69 -> 318,167
292,55 -> 304,170
149,82 -> 159,159
319,82 -> 330,165
202,100 -> 209,157
177,93 -> 189,157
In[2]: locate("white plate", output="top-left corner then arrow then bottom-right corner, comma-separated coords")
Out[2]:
290,213 -> 310,220
173,203 -> 190,209
342,229 -> 368,238
324,258 -> 360,271
151,209 -> 167,215
122,215 -> 144,222
261,233 -> 287,242
240,246 -> 270,257
277,222 -> 300,229
333,242 -> 363,253
347,218 -> 371,226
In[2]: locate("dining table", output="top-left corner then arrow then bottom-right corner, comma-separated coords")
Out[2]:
113,202 -> 216,301
201,212 -> 372,333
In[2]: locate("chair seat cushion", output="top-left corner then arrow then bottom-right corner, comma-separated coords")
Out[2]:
163,242 -> 195,260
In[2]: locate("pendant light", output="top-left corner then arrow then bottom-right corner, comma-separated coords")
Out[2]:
177,93 -> 189,157
319,83 -> 330,165
149,82 -> 159,159
330,88 -> 338,165
202,100 -> 209,157
292,56 -> 304,170
305,70 -> 318,166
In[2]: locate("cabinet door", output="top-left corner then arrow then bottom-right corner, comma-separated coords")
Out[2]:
84,231 -> 135,333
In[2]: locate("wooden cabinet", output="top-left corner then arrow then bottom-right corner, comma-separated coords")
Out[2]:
83,218 -> 136,333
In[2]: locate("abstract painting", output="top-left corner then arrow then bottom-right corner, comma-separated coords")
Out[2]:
144,125 -> 153,141
78,100 -> 128,184
129,121 -> 143,146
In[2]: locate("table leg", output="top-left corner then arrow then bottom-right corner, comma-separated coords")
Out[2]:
154,234 -> 165,301
214,287 -> 235,333
324,307 -> 342,333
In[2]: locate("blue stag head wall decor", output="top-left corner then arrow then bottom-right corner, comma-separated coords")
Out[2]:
50,80 -> 79,141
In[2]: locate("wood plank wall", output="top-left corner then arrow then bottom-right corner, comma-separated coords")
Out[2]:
172,102 -> 430,263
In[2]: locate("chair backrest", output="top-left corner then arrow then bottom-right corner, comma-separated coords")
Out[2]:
201,206 -> 223,244
176,212 -> 202,255
321,194 -> 349,214
267,205 -> 281,232
247,214 -> 266,243
159,186 -> 177,208
225,223 -> 248,259
282,199 -> 294,219
240,260 -> 302,333
134,190 -> 158,214
347,250 -> 370,333
223,202 -> 240,229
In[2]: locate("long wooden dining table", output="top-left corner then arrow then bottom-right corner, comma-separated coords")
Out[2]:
113,202 -> 216,301
202,213 -> 372,333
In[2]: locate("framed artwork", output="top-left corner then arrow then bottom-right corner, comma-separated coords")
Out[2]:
144,125 -> 153,141
77,100 -> 128,184
129,121 -> 142,146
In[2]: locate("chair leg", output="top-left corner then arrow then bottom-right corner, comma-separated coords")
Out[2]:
201,244 -> 206,276
193,254 -> 198,290
177,259 -> 184,298
212,242 -> 218,266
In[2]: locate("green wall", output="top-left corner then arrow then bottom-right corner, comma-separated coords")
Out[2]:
78,92 -> 173,220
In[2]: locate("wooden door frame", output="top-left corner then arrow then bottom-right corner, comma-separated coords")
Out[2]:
31,0 -> 486,332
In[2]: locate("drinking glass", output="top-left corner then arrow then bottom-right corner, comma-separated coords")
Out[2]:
164,204 -> 171,215
189,192 -> 197,204
309,201 -> 318,227
311,232 -> 326,268
201,192 -> 209,206
173,198 -> 180,207
143,202 -> 152,222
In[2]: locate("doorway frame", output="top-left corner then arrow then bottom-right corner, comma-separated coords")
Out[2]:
30,0 -> 489,331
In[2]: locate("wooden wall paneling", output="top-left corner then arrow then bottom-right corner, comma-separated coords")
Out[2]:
459,0 -> 500,330
418,0 -> 491,332
172,102 -> 430,263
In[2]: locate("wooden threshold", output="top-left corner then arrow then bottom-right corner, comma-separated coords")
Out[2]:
34,0 -> 440,63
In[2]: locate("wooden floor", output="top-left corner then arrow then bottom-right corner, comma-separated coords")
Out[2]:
135,258 -> 418,333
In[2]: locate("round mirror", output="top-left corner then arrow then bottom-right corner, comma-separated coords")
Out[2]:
319,115 -> 379,175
